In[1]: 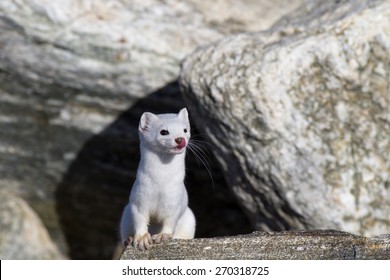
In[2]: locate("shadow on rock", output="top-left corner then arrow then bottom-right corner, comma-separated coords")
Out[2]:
56,81 -> 252,259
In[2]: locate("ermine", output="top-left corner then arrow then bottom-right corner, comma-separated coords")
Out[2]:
119,108 -> 196,250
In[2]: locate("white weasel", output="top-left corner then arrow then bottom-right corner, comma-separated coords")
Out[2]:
119,108 -> 196,250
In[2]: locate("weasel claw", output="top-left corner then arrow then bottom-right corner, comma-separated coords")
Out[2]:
124,236 -> 133,247
152,233 -> 173,244
133,233 -> 152,250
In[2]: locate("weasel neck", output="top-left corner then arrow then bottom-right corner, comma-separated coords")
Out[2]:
138,143 -> 186,182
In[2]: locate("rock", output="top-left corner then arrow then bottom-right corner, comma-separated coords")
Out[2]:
120,230 -> 390,260
182,0 -> 304,34
0,191 -> 64,259
180,0 -> 390,235
1,0 -> 302,259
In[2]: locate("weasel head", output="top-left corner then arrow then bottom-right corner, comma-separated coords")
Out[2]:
138,108 -> 191,155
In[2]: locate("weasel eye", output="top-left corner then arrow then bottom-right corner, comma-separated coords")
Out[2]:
160,129 -> 169,136
184,128 -> 188,133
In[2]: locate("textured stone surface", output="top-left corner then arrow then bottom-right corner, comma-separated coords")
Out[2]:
0,191 -> 64,259
120,230 -> 390,260
180,0 -> 390,235
183,0 -> 304,34
0,0 -> 303,259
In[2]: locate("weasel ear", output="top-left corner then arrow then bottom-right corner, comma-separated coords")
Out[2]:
178,108 -> 189,123
139,112 -> 159,133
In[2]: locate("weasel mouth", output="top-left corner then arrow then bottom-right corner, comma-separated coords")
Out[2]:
176,142 -> 186,150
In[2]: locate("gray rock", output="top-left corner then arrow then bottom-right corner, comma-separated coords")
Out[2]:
180,0 -> 390,235
181,0 -> 304,34
120,230 -> 390,260
1,0 -> 301,259
0,191 -> 64,259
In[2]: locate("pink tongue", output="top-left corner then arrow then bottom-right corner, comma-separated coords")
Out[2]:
177,139 -> 186,149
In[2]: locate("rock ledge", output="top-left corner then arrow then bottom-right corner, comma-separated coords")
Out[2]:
120,230 -> 390,260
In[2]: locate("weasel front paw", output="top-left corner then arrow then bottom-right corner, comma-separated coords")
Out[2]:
128,233 -> 152,250
124,236 -> 133,247
152,233 -> 173,244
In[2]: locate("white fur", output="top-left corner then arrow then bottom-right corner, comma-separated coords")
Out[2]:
119,108 -> 195,248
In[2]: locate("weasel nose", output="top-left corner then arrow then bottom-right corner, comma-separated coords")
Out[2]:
175,137 -> 184,144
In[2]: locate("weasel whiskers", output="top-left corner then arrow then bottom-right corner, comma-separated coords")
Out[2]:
188,140 -> 215,189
